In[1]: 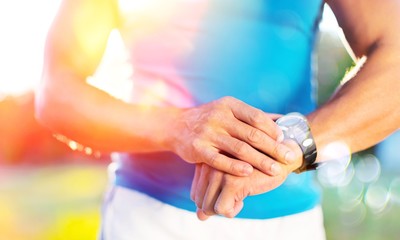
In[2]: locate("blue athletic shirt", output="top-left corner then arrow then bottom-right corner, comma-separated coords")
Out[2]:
114,0 -> 324,219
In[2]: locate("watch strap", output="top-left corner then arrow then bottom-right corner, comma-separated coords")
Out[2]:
276,112 -> 319,174
294,146 -> 318,173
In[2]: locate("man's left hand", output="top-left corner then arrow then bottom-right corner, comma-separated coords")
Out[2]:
190,140 -> 303,220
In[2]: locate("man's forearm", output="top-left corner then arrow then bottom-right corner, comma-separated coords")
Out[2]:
36,70 -> 295,176
35,71 -> 180,153
307,45 -> 400,162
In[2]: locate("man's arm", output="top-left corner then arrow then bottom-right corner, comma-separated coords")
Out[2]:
35,0 -> 294,176
310,0 -> 400,161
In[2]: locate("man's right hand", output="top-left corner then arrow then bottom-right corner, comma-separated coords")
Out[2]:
168,96 -> 297,177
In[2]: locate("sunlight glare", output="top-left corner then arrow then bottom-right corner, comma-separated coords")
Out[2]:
87,29 -> 134,102
0,2 -> 340,98
0,0 -> 62,96
320,4 -> 339,32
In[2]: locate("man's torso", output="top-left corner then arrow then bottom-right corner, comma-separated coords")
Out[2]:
113,0 -> 324,219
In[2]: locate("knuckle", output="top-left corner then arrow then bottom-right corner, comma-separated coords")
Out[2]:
214,202 -> 231,216
232,141 -> 248,157
213,98 -> 225,108
249,111 -> 265,124
186,140 -> 202,164
191,138 -> 201,149
241,188 -> 251,199
259,158 -> 270,172
220,96 -> 234,104
222,174 -> 240,189
229,161 -> 239,175
193,121 -> 212,136
191,139 -> 204,155
207,108 -> 220,120
201,125 -> 214,137
206,109 -> 226,126
208,152 -> 220,167
218,96 -> 238,109
203,207 -> 215,216
272,141 -> 281,157
247,128 -> 263,144
214,205 -> 224,215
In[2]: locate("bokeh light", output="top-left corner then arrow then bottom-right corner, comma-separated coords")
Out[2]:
364,182 -> 390,214
339,200 -> 367,227
354,154 -> 381,183
321,152 -> 400,236
337,176 -> 364,210
317,141 -> 352,187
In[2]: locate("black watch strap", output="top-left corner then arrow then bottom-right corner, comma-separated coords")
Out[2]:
295,142 -> 318,173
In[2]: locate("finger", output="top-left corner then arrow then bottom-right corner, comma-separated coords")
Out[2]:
214,187 -> 244,218
227,201 -> 244,218
224,120 -> 296,165
201,171 -> 223,216
228,99 -> 283,141
267,113 -> 283,121
203,148 -> 253,176
190,164 -> 202,201
281,139 -> 304,172
197,208 -> 211,221
215,135 -> 283,176
194,164 -> 210,209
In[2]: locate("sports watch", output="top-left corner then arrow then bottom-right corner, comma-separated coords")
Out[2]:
276,112 -> 318,173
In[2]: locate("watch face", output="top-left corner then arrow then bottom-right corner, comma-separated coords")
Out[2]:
277,114 -> 302,126
276,113 -> 308,141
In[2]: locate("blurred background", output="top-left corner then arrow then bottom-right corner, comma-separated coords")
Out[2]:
0,1 -> 399,240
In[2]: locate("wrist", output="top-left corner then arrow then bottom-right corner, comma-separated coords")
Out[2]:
276,112 -> 318,173
154,107 -> 185,152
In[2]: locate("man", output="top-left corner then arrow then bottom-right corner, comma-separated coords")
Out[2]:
35,0 -> 400,239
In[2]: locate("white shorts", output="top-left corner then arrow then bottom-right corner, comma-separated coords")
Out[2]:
100,186 -> 326,240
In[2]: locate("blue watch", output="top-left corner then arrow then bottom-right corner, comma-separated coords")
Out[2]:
276,112 -> 318,173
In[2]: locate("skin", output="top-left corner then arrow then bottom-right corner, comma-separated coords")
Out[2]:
36,0 -> 400,221
35,0 -> 295,178
192,140 -> 303,219
192,0 -> 400,220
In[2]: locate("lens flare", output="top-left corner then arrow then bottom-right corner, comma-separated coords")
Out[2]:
337,177 -> 364,209
318,161 -> 355,188
317,141 -> 352,187
354,154 -> 381,183
68,141 -> 79,151
339,201 -> 367,227
87,29 -> 134,102
365,182 -> 390,214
